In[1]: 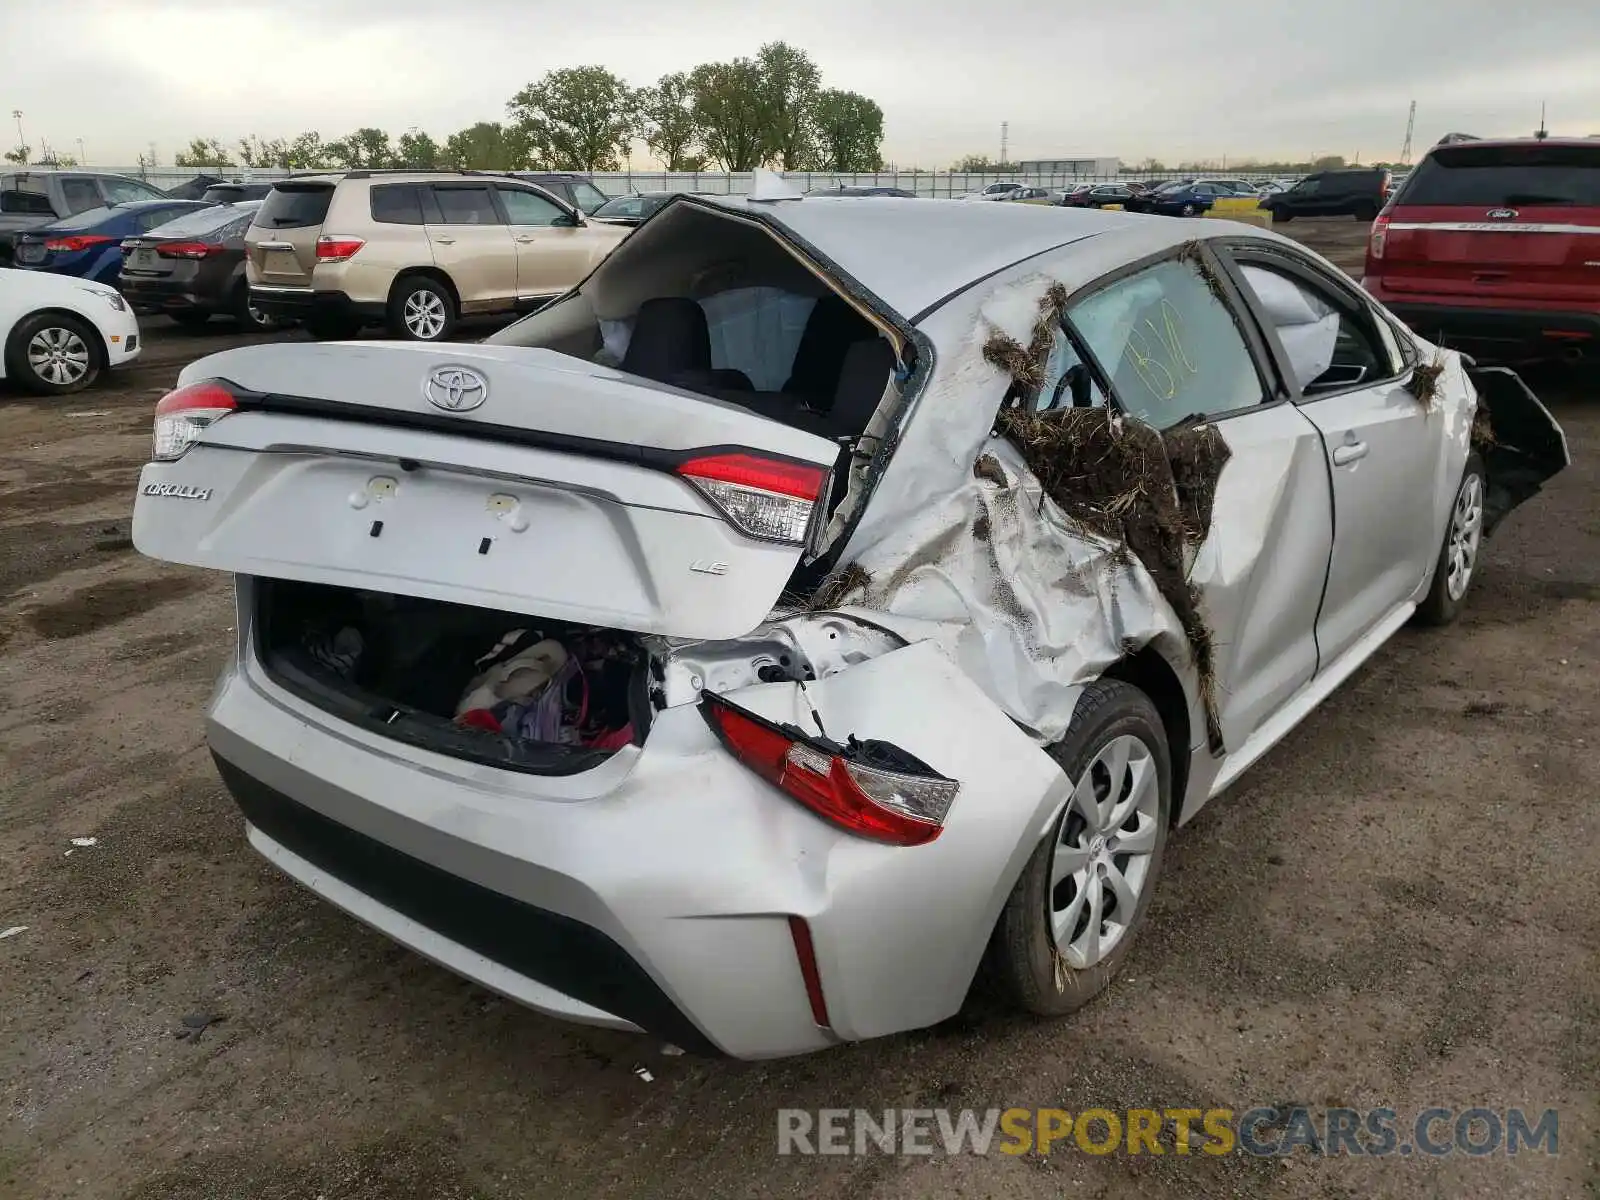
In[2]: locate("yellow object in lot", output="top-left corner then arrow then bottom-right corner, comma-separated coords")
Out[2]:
1204,208 -> 1274,228
1101,204 -> 1125,211
1210,195 -> 1266,214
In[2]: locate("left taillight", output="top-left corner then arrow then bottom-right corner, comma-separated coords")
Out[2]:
43,234 -> 115,253
676,451 -> 828,545
699,691 -> 958,846
152,380 -> 237,462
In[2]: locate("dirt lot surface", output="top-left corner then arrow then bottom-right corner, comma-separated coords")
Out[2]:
2,220 -> 1596,1199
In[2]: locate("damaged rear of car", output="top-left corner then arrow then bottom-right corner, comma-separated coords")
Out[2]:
133,190 -> 1566,1058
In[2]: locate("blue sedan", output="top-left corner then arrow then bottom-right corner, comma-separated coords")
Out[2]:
12,200 -> 211,287
1128,181 -> 1220,217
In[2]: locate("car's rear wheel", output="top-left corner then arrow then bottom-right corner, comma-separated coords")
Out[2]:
388,275 -> 456,341
1354,201 -> 1379,221
1415,452 -> 1486,626
1273,211 -> 1293,223
5,312 -> 102,396
989,679 -> 1172,1017
1181,203 -> 1198,217
170,310 -> 212,328
305,313 -> 362,340
232,284 -> 276,332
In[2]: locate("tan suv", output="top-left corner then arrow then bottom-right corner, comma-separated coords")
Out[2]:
245,170 -> 630,341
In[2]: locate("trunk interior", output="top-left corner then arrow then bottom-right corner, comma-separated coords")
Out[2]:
254,577 -> 653,774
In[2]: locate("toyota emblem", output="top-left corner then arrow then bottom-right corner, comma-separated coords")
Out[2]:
424,365 -> 488,412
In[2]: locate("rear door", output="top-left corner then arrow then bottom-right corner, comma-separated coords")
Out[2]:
1376,142 -> 1600,305
1062,249 -> 1333,751
494,184 -> 593,303
246,182 -> 335,288
424,183 -> 516,310
1221,244 -> 1440,665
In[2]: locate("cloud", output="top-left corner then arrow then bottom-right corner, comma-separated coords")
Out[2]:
3,0 -> 1597,167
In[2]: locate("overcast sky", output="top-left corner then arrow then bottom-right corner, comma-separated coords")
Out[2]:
4,0 -> 1598,169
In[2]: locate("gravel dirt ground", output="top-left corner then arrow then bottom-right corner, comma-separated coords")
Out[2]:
1,219 -> 1596,1199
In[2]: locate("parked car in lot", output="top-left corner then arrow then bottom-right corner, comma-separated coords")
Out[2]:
1194,178 -> 1260,196
805,186 -> 917,198
200,181 -> 276,204
590,192 -> 675,226
1070,183 -> 1138,208
132,193 -> 1565,1058
119,201 -> 273,330
1058,184 -> 1094,207
508,172 -> 610,215
1260,167 -> 1392,222
0,170 -> 172,265
1127,180 -> 1219,216
963,182 -> 1026,201
1364,138 -> 1600,362
0,267 -> 141,394
12,200 -> 211,286
244,170 -> 630,341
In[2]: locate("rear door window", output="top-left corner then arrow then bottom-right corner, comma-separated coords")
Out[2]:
102,177 -> 165,204
59,177 -> 104,214
430,185 -> 502,225
256,184 -> 335,229
1397,144 -> 1600,206
1069,257 -> 1266,427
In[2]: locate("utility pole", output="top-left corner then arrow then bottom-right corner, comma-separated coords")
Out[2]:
1536,102 -> 1548,139
76,137 -> 86,165
10,110 -> 23,158
999,121 -> 1009,168
1401,100 -> 1416,165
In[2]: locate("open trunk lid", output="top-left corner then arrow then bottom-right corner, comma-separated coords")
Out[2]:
1378,143 -> 1600,305
132,343 -> 840,641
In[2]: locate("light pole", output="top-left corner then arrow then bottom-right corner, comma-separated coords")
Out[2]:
76,138 -> 86,165
11,110 -> 24,159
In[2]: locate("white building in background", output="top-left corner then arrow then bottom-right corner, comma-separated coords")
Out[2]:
1013,157 -> 1122,176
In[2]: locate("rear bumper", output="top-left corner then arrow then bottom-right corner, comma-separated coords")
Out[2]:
248,286 -> 384,325
1376,296 -> 1600,360
120,277 -> 220,313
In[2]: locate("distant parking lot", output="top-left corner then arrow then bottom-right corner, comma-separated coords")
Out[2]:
0,219 -> 1595,1200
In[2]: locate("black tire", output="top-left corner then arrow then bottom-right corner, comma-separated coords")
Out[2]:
305,312 -> 362,340
232,284 -> 276,332
988,679 -> 1172,1017
1273,211 -> 1293,224
169,309 -> 212,329
1415,452 -> 1486,627
1181,203 -> 1198,217
387,274 -> 457,341
1354,202 -> 1379,221
4,311 -> 103,396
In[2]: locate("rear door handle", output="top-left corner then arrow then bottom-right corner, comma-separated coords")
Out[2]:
515,235 -> 537,244
1332,441 -> 1369,466
432,235 -> 456,245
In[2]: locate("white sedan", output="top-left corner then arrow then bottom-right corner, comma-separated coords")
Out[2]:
0,268 -> 141,395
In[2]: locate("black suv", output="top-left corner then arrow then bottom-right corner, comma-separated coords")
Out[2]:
1261,168 -> 1392,222
508,172 -> 610,214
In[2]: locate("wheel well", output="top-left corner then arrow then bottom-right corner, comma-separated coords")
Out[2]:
7,308 -> 109,369
389,268 -> 459,311
1101,647 -> 1191,824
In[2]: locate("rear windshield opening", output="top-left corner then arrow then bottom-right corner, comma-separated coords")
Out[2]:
255,183 -> 335,229
487,201 -> 903,533
254,578 -> 651,774
1399,145 -> 1600,207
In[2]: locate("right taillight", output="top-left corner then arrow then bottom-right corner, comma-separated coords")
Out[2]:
700,691 -> 958,846
1369,214 -> 1391,260
676,452 -> 828,545
152,380 -> 237,461
315,235 -> 365,262
155,241 -> 225,260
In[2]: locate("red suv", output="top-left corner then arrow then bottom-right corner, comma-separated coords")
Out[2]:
1364,138 -> 1600,362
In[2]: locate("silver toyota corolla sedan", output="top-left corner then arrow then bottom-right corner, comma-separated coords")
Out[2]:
131,179 -> 1567,1059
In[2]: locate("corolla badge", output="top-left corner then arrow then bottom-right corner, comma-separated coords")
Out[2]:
423,365 -> 489,412
1486,208 -> 1518,220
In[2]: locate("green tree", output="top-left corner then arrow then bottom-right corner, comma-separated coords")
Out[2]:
285,131 -> 330,169
327,128 -> 397,169
689,57 -> 768,171
639,71 -> 703,171
754,41 -> 821,169
811,89 -> 883,172
442,121 -> 529,170
175,137 -> 234,168
953,154 -> 999,172
396,128 -> 441,168
507,66 -> 637,171
4,145 -> 30,165
1312,154 -> 1348,171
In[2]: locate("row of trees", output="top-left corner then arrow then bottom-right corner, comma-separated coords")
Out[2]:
172,43 -> 884,174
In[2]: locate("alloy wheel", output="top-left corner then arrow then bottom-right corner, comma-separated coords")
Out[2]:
26,326 -> 91,387
1446,472 -> 1484,601
1048,734 -> 1161,969
403,289 -> 447,339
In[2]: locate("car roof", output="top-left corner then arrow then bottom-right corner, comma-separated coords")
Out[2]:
698,195 -> 1203,320
1426,136 -> 1597,152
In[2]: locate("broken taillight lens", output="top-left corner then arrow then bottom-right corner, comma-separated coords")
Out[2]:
676,452 -> 827,545
699,691 -> 958,846
1369,214 -> 1391,260
152,380 -> 237,462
